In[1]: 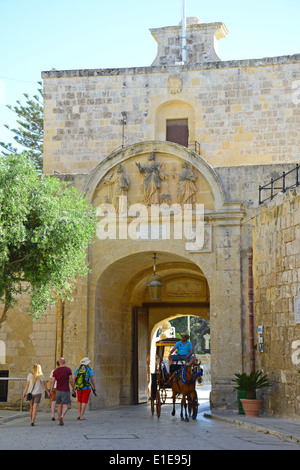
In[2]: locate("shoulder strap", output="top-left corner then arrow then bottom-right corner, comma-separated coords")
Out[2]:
31,378 -> 37,393
76,364 -> 87,377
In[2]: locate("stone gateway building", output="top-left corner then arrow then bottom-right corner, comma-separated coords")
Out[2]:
1,17 -> 299,419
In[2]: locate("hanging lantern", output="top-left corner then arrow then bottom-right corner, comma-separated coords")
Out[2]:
147,253 -> 163,301
147,275 -> 163,301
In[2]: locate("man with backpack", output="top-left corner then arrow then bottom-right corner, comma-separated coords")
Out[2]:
74,357 -> 96,420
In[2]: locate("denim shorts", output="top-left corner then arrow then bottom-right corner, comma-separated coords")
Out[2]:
56,390 -> 71,405
171,355 -> 194,362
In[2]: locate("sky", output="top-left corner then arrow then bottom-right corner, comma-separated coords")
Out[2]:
0,0 -> 299,147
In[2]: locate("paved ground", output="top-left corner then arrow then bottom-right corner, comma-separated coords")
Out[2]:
0,391 -> 299,453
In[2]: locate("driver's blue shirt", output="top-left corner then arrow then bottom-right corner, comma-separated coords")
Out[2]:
174,340 -> 193,356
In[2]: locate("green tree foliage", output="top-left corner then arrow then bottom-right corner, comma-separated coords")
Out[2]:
0,82 -> 43,171
0,153 -> 98,322
170,316 -> 210,353
190,317 -> 210,353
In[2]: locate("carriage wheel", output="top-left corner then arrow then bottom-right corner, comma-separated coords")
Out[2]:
150,397 -> 155,415
160,387 -> 167,404
156,390 -> 161,418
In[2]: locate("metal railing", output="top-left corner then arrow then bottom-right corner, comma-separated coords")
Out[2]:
259,163 -> 300,205
188,140 -> 201,155
0,377 -> 26,412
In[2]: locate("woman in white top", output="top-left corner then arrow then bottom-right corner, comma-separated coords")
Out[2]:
49,361 -> 59,421
22,364 -> 50,426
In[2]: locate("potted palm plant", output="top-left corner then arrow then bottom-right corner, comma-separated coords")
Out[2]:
233,370 -> 271,417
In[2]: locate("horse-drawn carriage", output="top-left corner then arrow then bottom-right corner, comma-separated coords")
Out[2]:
150,338 -> 203,420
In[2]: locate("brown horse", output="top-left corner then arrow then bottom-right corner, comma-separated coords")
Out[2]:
170,363 -> 202,422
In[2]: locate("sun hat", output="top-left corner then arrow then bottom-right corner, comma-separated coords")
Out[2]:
80,357 -> 91,365
181,331 -> 190,338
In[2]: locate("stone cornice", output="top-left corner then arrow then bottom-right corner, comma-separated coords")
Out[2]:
41,54 -> 300,79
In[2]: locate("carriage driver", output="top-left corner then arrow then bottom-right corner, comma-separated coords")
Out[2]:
168,332 -> 195,365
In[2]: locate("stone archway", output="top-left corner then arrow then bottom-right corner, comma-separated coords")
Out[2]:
83,140 -> 245,410
88,235 -> 244,409
91,249 -> 211,408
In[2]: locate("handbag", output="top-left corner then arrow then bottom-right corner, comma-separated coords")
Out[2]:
26,380 -> 37,401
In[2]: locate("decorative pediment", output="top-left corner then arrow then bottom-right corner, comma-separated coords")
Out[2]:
92,152 -> 215,212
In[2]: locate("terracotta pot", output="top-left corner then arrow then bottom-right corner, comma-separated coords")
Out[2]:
240,399 -> 263,417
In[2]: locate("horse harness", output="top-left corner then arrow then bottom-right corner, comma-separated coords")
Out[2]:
166,365 -> 201,387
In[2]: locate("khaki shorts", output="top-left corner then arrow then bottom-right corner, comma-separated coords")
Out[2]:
31,393 -> 42,404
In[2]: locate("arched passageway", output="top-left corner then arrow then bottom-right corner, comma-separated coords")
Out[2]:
150,315 -> 211,377
150,314 -> 211,405
92,249 -> 210,407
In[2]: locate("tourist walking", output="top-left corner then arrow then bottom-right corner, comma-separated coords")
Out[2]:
22,364 -> 50,426
49,361 -> 60,421
74,357 -> 96,420
50,357 -> 75,426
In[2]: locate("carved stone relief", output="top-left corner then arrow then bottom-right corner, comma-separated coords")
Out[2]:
162,277 -> 209,303
177,161 -> 198,205
167,75 -> 183,94
92,153 -> 215,213
101,163 -> 130,211
135,152 -> 167,205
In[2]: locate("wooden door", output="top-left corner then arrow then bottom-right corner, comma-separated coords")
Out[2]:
166,119 -> 189,147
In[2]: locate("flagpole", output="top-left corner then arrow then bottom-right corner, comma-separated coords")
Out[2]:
182,0 -> 187,63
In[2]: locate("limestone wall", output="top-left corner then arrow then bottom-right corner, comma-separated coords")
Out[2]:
0,302 -> 57,409
42,55 -> 300,175
252,186 -> 300,419
0,275 -> 89,408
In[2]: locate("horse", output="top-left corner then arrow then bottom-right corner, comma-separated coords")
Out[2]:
169,362 -> 202,422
